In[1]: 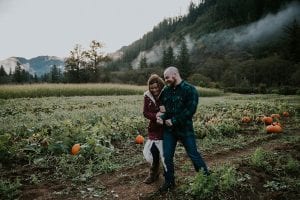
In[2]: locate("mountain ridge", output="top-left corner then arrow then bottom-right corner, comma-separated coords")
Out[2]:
0,56 -> 64,77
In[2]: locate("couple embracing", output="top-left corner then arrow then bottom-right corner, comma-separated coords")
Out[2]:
142,66 -> 209,193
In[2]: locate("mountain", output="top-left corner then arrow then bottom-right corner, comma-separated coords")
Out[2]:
109,0 -> 300,89
117,0 -> 299,68
0,56 -> 64,77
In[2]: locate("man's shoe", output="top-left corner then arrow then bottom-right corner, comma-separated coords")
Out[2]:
158,182 -> 175,193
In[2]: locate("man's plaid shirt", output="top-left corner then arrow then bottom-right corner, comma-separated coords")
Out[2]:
160,81 -> 199,137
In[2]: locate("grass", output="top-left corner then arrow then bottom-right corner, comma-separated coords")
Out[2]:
0,83 -> 146,99
0,83 -> 224,99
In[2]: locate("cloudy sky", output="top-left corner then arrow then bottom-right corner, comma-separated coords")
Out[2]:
0,0 -> 197,60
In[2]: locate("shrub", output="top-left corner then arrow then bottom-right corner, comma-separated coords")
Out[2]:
0,179 -> 22,200
284,156 -> 300,174
250,148 -> 272,171
190,165 -> 238,199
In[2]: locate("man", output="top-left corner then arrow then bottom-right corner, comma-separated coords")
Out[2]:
157,66 -> 209,192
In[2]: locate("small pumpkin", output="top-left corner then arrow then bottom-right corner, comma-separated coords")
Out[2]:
271,114 -> 280,119
266,124 -> 282,133
282,111 -> 289,117
262,116 -> 273,125
71,143 -> 81,155
135,135 -> 144,144
241,116 -> 251,123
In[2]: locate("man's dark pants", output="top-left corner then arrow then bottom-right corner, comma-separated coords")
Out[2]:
163,131 -> 208,184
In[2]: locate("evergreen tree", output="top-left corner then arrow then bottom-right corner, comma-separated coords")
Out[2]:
13,62 -> 22,83
0,65 -> 7,77
0,65 -> 8,84
282,20 -> 300,62
139,54 -> 148,68
176,40 -> 191,79
51,65 -> 60,83
34,73 -> 39,83
162,46 -> 175,68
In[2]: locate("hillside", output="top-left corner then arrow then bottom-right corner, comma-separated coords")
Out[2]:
108,0 -> 300,92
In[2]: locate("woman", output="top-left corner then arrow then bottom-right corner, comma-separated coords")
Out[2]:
142,74 -> 166,184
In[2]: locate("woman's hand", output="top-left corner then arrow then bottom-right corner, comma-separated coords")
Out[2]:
159,105 -> 166,113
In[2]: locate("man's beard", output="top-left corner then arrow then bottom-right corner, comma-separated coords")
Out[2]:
166,78 -> 176,87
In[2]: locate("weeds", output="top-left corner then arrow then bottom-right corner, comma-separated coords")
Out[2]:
284,156 -> 300,174
0,178 -> 22,200
250,147 -> 272,171
190,165 -> 238,199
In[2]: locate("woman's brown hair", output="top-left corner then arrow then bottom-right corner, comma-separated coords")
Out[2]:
147,74 -> 165,91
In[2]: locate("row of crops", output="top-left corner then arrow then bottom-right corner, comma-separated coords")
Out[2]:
0,83 -> 224,99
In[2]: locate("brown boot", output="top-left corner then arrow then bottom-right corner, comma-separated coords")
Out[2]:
143,162 -> 159,184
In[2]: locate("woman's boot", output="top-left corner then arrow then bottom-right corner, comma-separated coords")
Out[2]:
143,161 -> 159,184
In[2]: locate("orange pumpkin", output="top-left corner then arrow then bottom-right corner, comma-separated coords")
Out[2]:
135,135 -> 144,144
71,143 -> 81,155
262,116 -> 273,125
241,116 -> 251,123
266,124 -> 282,133
271,114 -> 280,119
282,111 -> 289,117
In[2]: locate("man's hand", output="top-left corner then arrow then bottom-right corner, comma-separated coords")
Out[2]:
156,117 -> 163,125
156,112 -> 164,118
165,119 -> 173,127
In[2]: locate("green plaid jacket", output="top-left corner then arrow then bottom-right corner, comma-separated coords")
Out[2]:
160,81 -> 199,136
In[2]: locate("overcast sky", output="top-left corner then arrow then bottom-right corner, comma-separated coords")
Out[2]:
0,0 -> 197,60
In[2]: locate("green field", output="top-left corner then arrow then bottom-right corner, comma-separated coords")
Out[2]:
0,83 -> 223,99
0,89 -> 299,199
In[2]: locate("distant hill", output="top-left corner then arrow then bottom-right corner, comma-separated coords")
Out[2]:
116,0 -> 299,68
0,56 -> 64,77
108,0 -> 299,89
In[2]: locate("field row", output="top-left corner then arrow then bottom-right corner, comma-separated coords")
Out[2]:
0,83 -> 223,99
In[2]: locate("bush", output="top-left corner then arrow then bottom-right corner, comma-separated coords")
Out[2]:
0,179 -> 22,200
224,87 -> 258,94
250,148 -> 272,171
278,86 -> 298,95
188,73 -> 212,87
284,156 -> 300,174
190,165 -> 238,199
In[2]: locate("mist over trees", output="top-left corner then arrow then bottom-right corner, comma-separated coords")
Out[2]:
106,0 -> 299,94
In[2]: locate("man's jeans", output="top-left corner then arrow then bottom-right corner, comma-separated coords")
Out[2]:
163,131 -> 208,183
